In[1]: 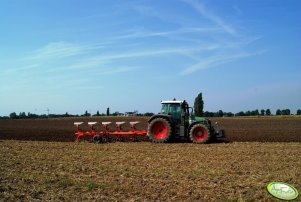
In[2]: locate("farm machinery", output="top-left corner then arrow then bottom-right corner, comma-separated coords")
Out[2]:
74,121 -> 147,143
74,100 -> 224,143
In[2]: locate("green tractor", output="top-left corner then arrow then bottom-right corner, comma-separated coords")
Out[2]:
147,100 -> 224,143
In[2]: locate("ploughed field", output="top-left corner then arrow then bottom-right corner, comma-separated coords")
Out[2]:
1,117 -> 301,201
0,141 -> 300,201
0,116 -> 301,142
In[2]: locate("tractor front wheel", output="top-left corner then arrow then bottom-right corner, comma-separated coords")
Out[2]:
148,118 -> 172,143
189,123 -> 210,144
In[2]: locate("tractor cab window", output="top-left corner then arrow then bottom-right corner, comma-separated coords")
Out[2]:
169,104 -> 181,115
169,104 -> 181,120
161,104 -> 181,117
161,104 -> 169,114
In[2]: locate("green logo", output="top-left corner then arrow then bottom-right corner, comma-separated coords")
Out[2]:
267,182 -> 299,200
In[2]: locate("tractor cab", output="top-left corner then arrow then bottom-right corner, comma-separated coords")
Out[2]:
161,100 -> 192,123
161,100 -> 182,118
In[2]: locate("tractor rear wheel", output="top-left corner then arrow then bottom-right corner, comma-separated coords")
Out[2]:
148,118 -> 172,143
189,123 -> 210,144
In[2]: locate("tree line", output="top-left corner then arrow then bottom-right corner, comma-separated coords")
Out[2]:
194,92 -> 301,117
1,93 -> 300,119
202,108 -> 301,117
0,110 -> 155,119
2,108 -> 299,120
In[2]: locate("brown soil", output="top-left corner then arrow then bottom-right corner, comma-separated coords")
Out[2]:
0,140 -> 300,201
212,117 -> 301,142
1,116 -> 301,142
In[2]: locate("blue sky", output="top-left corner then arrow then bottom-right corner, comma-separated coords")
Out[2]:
0,0 -> 300,116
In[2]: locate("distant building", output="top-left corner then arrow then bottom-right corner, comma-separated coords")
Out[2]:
124,110 -> 138,116
114,111 -> 124,116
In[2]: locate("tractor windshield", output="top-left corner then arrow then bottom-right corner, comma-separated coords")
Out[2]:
161,104 -> 169,114
169,104 -> 181,115
161,104 -> 181,118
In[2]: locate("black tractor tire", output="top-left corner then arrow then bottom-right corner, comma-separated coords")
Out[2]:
147,118 -> 172,143
189,123 -> 211,144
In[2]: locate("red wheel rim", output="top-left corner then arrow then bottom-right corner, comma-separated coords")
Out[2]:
151,121 -> 168,139
193,127 -> 207,141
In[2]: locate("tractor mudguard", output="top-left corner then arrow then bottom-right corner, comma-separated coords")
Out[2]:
188,121 -> 210,134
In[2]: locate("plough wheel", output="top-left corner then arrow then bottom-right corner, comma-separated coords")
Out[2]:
189,123 -> 210,144
101,134 -> 109,143
92,135 -> 101,143
148,118 -> 171,143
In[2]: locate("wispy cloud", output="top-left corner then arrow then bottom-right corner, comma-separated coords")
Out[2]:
94,46 -> 218,61
233,5 -> 243,15
133,5 -> 158,17
181,50 -> 267,75
44,45 -> 219,74
220,36 -> 263,49
58,65 -> 140,75
4,0 -> 262,80
58,46 -> 219,71
26,41 -> 105,61
3,63 -> 42,74
113,26 -> 222,40
125,0 -> 263,76
114,30 -> 174,40
181,0 -> 237,35
92,66 -> 140,75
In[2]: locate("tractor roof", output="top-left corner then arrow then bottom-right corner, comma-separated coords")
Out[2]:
161,100 -> 183,104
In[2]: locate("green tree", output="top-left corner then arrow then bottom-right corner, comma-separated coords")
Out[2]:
283,109 -> 290,115
9,112 -> 17,119
266,109 -> 271,116
253,109 -> 259,116
218,110 -> 224,117
96,110 -> 100,116
84,110 -> 91,117
280,109 -> 290,115
235,111 -> 245,116
260,109 -> 265,116
19,112 -> 26,119
276,109 -> 281,115
297,109 -> 301,115
225,112 -> 234,117
144,112 -> 154,116
106,107 -> 110,116
194,93 -> 204,116
204,111 -> 215,117
285,109 -> 291,115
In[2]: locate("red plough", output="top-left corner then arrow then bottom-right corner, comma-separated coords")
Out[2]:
74,121 -> 147,143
